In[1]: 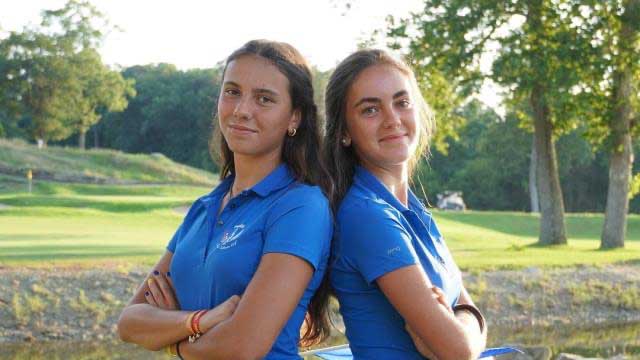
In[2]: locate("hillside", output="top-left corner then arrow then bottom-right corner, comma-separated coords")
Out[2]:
0,138 -> 217,186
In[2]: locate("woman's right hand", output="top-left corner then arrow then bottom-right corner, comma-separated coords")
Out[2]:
199,295 -> 241,333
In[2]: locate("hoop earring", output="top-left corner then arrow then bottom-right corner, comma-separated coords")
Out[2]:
287,128 -> 297,137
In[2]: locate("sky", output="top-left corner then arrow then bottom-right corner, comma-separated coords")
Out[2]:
0,0 -> 503,113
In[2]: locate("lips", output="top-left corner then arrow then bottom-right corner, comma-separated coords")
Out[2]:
228,124 -> 257,134
379,133 -> 407,142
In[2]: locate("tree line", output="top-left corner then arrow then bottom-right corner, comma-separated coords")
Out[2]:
1,0 -> 638,250
378,0 -> 639,249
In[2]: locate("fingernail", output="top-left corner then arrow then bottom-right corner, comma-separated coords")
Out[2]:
144,291 -> 149,296
166,272 -> 171,277
147,278 -> 154,285
153,270 -> 159,275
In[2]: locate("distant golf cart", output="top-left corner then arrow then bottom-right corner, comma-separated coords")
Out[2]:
437,191 -> 466,211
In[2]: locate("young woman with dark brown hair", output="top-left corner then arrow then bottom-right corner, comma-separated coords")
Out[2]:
118,39 -> 333,359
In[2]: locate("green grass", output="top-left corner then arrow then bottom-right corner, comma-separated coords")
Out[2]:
0,180 -> 212,266
0,178 -> 639,269
0,138 -> 217,186
436,210 -> 640,269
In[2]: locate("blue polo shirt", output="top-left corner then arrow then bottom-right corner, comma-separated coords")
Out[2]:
330,166 -> 462,360
167,164 -> 332,359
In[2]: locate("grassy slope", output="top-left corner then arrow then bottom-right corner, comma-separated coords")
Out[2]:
0,181 -> 211,266
0,179 -> 638,268
436,211 -> 640,269
0,138 -> 216,186
0,138 -> 637,269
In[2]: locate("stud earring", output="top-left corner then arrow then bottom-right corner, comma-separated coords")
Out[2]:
288,128 -> 297,137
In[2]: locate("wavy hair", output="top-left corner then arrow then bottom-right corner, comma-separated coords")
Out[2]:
324,49 -> 435,203
210,39 -> 333,346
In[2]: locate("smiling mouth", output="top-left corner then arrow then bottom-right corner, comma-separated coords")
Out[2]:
380,134 -> 407,142
228,124 -> 257,133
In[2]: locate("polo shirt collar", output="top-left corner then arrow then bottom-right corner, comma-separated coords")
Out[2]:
250,163 -> 294,197
354,166 -> 430,214
209,163 -> 294,198
354,166 -> 410,212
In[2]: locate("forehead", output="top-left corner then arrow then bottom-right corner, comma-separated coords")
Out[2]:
347,64 -> 412,103
223,54 -> 290,92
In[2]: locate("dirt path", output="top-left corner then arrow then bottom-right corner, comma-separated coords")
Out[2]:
0,264 -> 639,343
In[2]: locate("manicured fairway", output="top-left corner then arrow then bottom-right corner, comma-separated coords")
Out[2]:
0,181 -> 212,267
435,211 -> 640,269
1,180 -> 639,269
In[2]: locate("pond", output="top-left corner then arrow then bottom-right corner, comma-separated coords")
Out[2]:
2,322 -> 639,359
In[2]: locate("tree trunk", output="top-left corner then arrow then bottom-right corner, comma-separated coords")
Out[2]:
601,1 -> 638,249
531,83 -> 567,245
93,125 -> 99,149
527,0 -> 567,245
529,140 -> 540,213
78,129 -> 86,150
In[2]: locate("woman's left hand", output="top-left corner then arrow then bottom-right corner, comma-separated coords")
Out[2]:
145,271 -> 179,310
404,286 -> 452,360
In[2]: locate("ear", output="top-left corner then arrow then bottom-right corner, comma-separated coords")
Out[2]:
288,109 -> 301,131
341,131 -> 352,146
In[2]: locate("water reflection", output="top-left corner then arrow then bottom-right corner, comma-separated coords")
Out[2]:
2,323 -> 639,359
489,322 -> 640,359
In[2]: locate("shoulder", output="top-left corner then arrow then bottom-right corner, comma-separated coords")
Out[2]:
181,194 -> 209,224
273,182 -> 330,211
336,189 -> 407,250
264,182 -> 331,228
338,187 -> 401,225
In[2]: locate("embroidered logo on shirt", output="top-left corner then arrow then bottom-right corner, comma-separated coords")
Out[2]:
217,224 -> 245,250
387,246 -> 401,255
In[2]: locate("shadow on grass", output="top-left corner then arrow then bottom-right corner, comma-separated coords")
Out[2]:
0,245 -> 162,261
436,211 -> 640,242
0,195 -> 188,213
0,234 -> 88,242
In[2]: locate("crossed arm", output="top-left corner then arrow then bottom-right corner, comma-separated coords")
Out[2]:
377,265 -> 487,360
117,251 -> 314,360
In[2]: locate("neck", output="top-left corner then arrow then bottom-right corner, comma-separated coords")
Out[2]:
231,151 -> 282,194
361,161 -> 410,206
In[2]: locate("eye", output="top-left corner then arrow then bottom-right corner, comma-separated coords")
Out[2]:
362,106 -> 379,116
396,99 -> 412,108
224,88 -> 240,96
257,95 -> 274,105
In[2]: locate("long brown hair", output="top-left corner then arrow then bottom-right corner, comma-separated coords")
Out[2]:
210,39 -> 333,346
324,49 -> 435,203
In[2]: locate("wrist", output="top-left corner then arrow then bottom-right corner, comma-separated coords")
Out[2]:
200,309 -> 222,332
453,304 -> 485,334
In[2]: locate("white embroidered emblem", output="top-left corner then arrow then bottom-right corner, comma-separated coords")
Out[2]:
387,246 -> 401,255
217,224 -> 245,250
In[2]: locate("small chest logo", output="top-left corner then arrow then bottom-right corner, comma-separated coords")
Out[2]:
217,224 -> 245,250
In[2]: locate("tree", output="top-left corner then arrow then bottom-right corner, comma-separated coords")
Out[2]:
0,0 -> 129,148
574,0 -> 640,248
98,64 -> 221,171
67,49 -> 135,149
413,100 -> 531,211
382,0 -> 601,245
0,30 -> 77,146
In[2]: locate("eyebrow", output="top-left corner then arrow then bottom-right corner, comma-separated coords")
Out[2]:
353,90 -> 409,108
223,81 -> 280,97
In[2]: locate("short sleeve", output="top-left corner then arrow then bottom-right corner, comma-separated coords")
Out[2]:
263,186 -> 332,271
166,223 -> 183,253
166,199 -> 204,253
339,201 -> 420,284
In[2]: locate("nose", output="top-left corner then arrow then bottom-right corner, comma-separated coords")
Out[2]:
383,108 -> 402,129
233,96 -> 251,120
